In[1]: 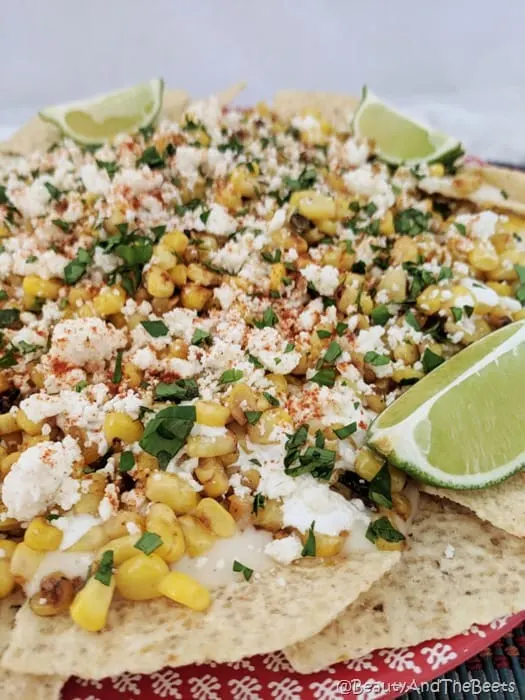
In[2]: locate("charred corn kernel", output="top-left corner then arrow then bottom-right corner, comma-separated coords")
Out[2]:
68,524 -> 109,552
10,542 -> 44,582
355,448 -> 384,481
266,373 -> 288,394
462,317 -> 491,344
115,553 -> 169,601
380,210 -> 395,235
146,503 -> 186,563
377,267 -> 407,302
146,472 -> 200,514
24,517 -> 63,551
389,465 -> 407,493
392,342 -> 419,364
468,241 -> 499,271
252,498 -> 283,531
392,366 -> 424,384
122,361 -> 143,388
0,559 -> 15,598
270,262 -> 286,292
181,284 -> 212,310
392,493 -> 411,519
179,515 -> 216,557
75,301 -> 97,318
359,292 -> 374,315
100,535 -> 139,566
153,244 -> 178,271
0,373 -> 9,393
104,412 -> 143,443
317,218 -> 337,235
195,401 -> 230,427
417,285 -> 443,314
162,230 -> 189,255
313,533 -> 344,557
157,571 -> 211,611
186,431 -> 237,458
103,511 -> 144,540
29,574 -> 75,616
376,536 -> 405,551
170,264 -> 188,286
230,166 -> 256,197
73,491 -> 102,516
22,275 -> 61,300
321,247 -> 342,267
135,451 -> 159,473
15,409 -> 43,436
247,408 -> 292,444
187,263 -> 219,286
1,451 -> 20,477
67,287 -> 90,306
0,539 -> 16,559
166,339 -> 188,359
297,192 -> 336,221
0,413 -> 19,435
93,286 -> 126,316
70,576 -> 115,632
391,236 -> 419,264
146,265 -> 175,298
487,250 -> 525,281
195,459 -> 229,498
194,498 -> 236,538
227,383 -> 257,425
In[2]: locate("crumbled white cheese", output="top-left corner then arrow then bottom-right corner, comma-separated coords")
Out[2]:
114,167 -> 163,194
174,146 -> 203,188
444,544 -> 456,560
300,264 -> 340,296
247,327 -> 301,375
343,138 -> 369,166
205,204 -> 237,236
50,318 -> 126,366
80,163 -> 110,195
11,179 -> 51,218
53,513 -> 101,550
454,211 -> 499,240
214,284 -> 236,310
264,535 -> 302,565
354,326 -> 386,355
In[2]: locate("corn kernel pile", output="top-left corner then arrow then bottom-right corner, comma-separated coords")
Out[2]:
0,96 -> 523,631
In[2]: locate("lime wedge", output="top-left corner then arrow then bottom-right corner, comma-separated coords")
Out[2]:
367,321 -> 525,489
353,87 -> 462,165
39,78 -> 164,145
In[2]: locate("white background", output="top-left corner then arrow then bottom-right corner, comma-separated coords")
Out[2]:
2,0 -> 525,160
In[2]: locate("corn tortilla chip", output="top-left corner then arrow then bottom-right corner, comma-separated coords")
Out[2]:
285,495 -> 525,673
2,553 -> 398,679
160,88 -> 190,122
273,90 -> 358,130
421,472 -> 525,537
214,82 -> 247,106
0,595 -> 63,699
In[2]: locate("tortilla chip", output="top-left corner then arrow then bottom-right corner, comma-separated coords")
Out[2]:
419,164 -> 525,216
214,82 -> 247,106
3,553 -> 398,680
273,90 -> 358,130
160,89 -> 190,121
285,495 -> 525,673
421,472 -> 525,537
0,595 -> 63,699
0,116 -> 61,156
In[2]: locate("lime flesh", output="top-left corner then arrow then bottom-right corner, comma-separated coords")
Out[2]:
353,88 -> 461,165
367,321 -> 525,489
40,78 -> 163,145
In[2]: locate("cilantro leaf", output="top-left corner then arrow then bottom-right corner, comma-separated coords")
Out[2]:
422,348 -> 445,373
0,309 -> 19,328
94,550 -> 114,586
364,351 -> 390,366
333,422 -> 357,439
310,367 -> 336,387
119,451 -> 135,473
301,522 -> 316,557
155,378 -> 199,402
139,405 -> 196,468
134,532 -> 163,555
233,560 -> 253,581
137,146 -> 165,169
370,305 -> 392,326
368,463 -> 392,508
366,517 -> 405,544
141,320 -> 169,337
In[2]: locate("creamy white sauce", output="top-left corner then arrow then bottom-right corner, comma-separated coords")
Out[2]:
25,552 -> 93,597
174,527 -> 273,587
53,514 -> 101,551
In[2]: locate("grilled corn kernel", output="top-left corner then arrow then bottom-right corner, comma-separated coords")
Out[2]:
195,459 -> 229,498
313,533 -> 344,558
391,367 -> 424,384
104,412 -> 143,443
122,361 -> 143,388
181,284 -> 212,310
359,292 -> 374,315
22,275 -> 61,300
15,409 -> 43,436
355,448 -> 384,481
380,210 -> 395,235
0,539 -> 17,559
195,401 -> 230,427
115,553 -> 169,601
146,266 -> 175,298
0,413 -> 19,436
100,535 -> 139,566
29,573 -> 74,616
389,465 -> 407,493
24,517 -> 63,551
391,236 -> 419,264
145,472 -> 200,514
186,431 -> 237,458
375,536 -> 405,551
10,542 -> 45,583
162,230 -> 189,255
227,383 -> 257,425
157,571 -> 211,611
68,524 -> 109,552
146,503 -> 186,563
247,408 -> 292,444
187,263 -> 219,287
297,193 -> 336,221
0,559 -> 15,598
103,511 -> 145,540
392,493 -> 411,519
252,498 -> 283,531
270,262 -> 286,292
416,285 -> 443,314
266,373 -> 288,394
392,342 -> 419,364
194,498 -> 236,538
377,267 -> 407,303
93,286 -> 126,316
0,451 -> 20,478
178,514 -> 216,557
153,244 -> 178,271
170,264 -> 188,286
70,576 -> 115,632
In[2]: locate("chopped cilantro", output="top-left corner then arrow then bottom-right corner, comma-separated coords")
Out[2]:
94,550 -> 114,586
368,463 -> 392,508
252,493 -> 265,514
112,349 -> 123,383
262,392 -> 279,407
284,342 -> 295,353
247,354 -> 263,368
366,517 -> 405,544
317,329 -> 331,339
0,309 -> 19,328
219,369 -> 243,385
155,378 -> 199,402
139,405 -> 196,468
254,307 -> 278,329
96,159 -> 119,178
334,422 -> 357,439
422,348 -> 445,373
394,208 -> 431,236
301,522 -> 316,557
0,349 -> 17,368
52,218 -> 71,233
75,380 -> 88,392
405,310 -> 421,331
44,182 -> 62,200
119,451 -> 135,473
134,532 -> 163,555
370,304 -> 392,326
232,560 -> 253,581
514,265 -> 525,305
191,328 -> 212,346
310,367 -> 336,387
0,290 -> 8,301
141,320 -> 169,337
454,222 -> 467,236
323,341 -> 342,364
438,266 -> 452,281
137,146 -> 165,169
200,209 -> 211,224
244,410 -> 262,425
451,306 -> 463,322
364,351 -> 390,366
351,261 -> 366,274
336,321 -> 348,336
64,247 -> 92,285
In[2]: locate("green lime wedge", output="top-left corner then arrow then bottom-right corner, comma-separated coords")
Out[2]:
39,78 -> 164,145
367,320 -> 525,489
352,87 -> 462,166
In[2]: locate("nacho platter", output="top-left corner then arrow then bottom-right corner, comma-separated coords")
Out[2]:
0,83 -> 523,697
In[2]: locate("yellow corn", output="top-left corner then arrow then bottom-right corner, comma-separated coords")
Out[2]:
0,559 -> 15,598
24,517 -> 63,551
22,275 -> 61,300
157,571 -> 211,611
194,498 -> 236,538
355,448 -> 384,481
170,264 -> 188,286
162,230 -> 189,255
416,285 -> 444,314
181,284 -> 212,310
178,514 -> 216,557
145,472 -> 200,514
67,524 -> 109,552
153,244 -> 178,271
10,542 -> 45,583
227,383 -> 258,425
93,286 -> 126,317
247,408 -> 292,444
377,267 -> 407,303
312,533 -> 343,557
122,361 -> 143,388
100,535 -> 139,566
146,266 -> 175,298
296,192 -> 336,221
187,263 -> 219,287
252,498 -> 283,531
146,503 -> 186,563
270,263 -> 286,292
70,575 -> 115,632
115,553 -> 169,600
186,431 -> 237,458
15,409 -> 43,436
392,367 -> 424,383
194,459 -> 229,498
0,539 -> 17,559
104,412 -> 143,443
0,413 -> 19,436
195,401 -> 230,427
389,465 -> 407,492
103,511 -> 145,540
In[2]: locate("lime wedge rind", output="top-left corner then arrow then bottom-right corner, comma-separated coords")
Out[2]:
367,320 -> 525,489
352,86 -> 461,166
39,78 -> 164,146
